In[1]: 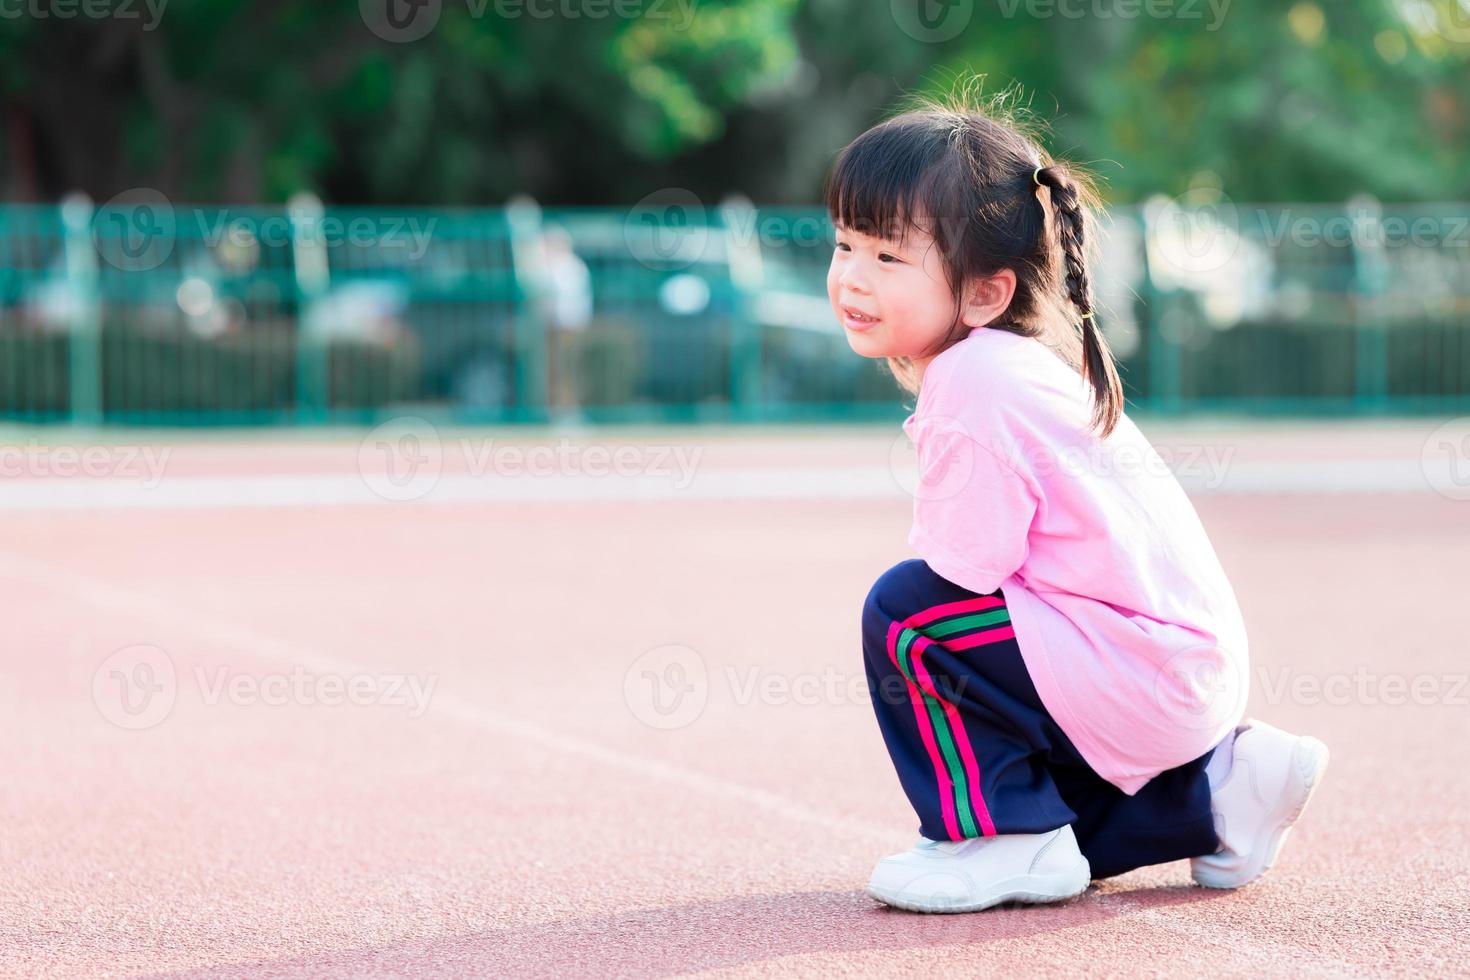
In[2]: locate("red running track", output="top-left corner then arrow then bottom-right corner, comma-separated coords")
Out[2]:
1,420 -> 1467,977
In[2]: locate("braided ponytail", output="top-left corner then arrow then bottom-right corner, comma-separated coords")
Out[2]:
1033,164 -> 1124,440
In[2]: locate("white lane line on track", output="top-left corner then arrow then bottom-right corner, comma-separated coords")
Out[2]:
2,552 -> 1366,971
0,551 -> 904,850
0,457 -> 1445,511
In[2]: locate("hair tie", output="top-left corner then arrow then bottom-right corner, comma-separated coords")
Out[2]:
1079,311 -> 1095,320
1032,166 -> 1045,186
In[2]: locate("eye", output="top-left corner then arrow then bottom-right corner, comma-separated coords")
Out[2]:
878,252 -> 900,263
834,241 -> 850,252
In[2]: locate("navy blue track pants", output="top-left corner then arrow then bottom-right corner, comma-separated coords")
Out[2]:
862,558 -> 1221,880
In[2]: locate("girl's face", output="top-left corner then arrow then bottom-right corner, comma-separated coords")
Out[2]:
827,217 -> 960,368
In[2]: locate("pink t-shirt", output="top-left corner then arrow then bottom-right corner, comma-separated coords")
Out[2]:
903,326 -> 1249,795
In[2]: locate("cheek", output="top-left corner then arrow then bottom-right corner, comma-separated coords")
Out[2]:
912,273 -> 957,323
880,273 -> 926,325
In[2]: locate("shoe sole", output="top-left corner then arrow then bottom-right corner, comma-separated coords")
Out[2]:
867,864 -> 1092,914
1192,735 -> 1330,889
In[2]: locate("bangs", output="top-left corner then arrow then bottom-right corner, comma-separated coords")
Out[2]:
823,119 -> 956,247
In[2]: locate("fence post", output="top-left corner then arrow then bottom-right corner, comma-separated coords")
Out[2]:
506,195 -> 549,424
289,192 -> 331,422
61,193 -> 102,425
1137,207 -> 1181,416
1349,198 -> 1389,414
720,195 -> 763,420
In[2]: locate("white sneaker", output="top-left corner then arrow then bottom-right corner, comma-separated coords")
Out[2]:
867,824 -> 1091,913
1191,719 -> 1330,889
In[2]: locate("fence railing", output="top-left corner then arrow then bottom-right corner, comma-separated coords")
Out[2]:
1,195 -> 1467,425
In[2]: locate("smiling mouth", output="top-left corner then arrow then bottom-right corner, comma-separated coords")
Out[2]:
841,306 -> 880,325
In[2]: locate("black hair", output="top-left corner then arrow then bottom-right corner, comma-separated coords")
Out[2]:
823,79 -> 1124,439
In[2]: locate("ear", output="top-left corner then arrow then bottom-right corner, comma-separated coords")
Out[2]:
960,268 -> 1017,329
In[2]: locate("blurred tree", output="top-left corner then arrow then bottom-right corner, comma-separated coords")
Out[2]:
1007,0 -> 1470,202
0,0 -> 1464,204
0,0 -> 807,203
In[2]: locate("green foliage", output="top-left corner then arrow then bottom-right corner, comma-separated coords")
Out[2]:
928,0 -> 1468,202
0,0 -> 1464,204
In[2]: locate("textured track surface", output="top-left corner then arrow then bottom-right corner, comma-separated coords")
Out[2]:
3,420 -> 1466,978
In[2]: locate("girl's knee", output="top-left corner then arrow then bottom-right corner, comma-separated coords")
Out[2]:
861,559 -> 932,636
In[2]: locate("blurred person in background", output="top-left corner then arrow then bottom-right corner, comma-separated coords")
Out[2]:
539,225 -> 593,425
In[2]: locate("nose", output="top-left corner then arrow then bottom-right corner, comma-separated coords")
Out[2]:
838,264 -> 871,296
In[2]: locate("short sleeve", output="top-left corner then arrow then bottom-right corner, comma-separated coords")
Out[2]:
905,420 -> 1038,595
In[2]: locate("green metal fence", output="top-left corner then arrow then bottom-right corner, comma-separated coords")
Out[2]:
1,196 -> 1467,426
